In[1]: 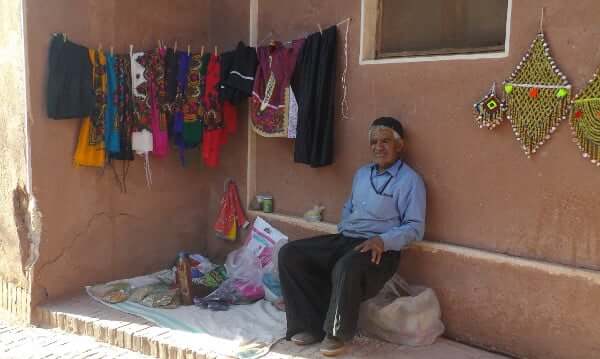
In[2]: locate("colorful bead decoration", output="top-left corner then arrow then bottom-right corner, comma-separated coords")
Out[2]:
503,32 -> 571,158
473,83 -> 507,130
569,66 -> 600,167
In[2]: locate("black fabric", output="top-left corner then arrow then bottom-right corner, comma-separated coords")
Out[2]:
46,34 -> 95,119
292,25 -> 337,167
371,117 -> 404,138
165,48 -> 179,103
219,50 -> 236,101
221,41 -> 258,104
279,234 -> 400,341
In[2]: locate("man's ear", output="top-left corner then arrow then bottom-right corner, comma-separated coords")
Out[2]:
396,138 -> 405,155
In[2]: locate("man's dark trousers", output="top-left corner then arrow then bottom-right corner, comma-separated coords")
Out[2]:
278,233 -> 401,341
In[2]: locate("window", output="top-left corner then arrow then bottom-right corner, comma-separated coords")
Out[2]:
360,0 -> 511,64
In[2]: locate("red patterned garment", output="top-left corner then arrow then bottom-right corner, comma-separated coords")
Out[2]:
214,181 -> 249,241
202,54 -> 225,167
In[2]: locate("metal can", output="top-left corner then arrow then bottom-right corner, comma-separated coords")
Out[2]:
261,195 -> 273,213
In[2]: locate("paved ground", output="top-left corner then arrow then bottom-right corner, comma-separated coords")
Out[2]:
0,320 -> 151,359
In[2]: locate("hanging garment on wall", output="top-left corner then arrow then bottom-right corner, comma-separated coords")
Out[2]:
73,49 -> 107,167
202,54 -> 226,168
219,50 -> 236,101
46,34 -> 95,119
251,40 -> 304,137
165,47 -> 179,104
173,51 -> 191,165
131,51 -> 151,130
182,53 -> 206,149
569,66 -> 600,167
503,32 -> 571,157
292,25 -> 337,167
105,54 -> 120,154
220,42 -> 258,104
132,128 -> 154,188
111,54 -> 134,161
287,87 -> 299,138
148,49 -> 169,157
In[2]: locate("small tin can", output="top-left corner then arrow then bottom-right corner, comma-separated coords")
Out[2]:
261,195 -> 273,213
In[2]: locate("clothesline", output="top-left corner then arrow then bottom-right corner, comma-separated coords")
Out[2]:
56,17 -> 352,56
258,17 -> 352,46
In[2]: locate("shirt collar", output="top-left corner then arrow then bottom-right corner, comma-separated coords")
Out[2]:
371,159 -> 403,177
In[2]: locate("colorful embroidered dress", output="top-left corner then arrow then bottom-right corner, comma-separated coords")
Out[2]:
131,51 -> 151,131
111,54 -> 134,161
74,49 -> 106,167
251,40 -> 303,137
148,49 -> 169,157
202,54 -> 226,168
105,53 -> 120,154
182,53 -> 206,148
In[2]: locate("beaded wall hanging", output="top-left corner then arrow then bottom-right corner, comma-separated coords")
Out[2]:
569,67 -> 600,167
473,82 -> 506,130
503,31 -> 571,157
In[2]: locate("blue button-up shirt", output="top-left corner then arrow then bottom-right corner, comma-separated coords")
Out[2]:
337,160 -> 426,251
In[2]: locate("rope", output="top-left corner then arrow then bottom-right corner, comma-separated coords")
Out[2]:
340,18 -> 351,120
144,152 -> 153,188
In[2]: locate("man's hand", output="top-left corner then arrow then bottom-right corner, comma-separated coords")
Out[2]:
354,236 -> 385,264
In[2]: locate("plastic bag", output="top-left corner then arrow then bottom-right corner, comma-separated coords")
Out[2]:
261,237 -> 287,309
204,247 -> 265,305
358,274 -> 445,346
244,216 -> 287,268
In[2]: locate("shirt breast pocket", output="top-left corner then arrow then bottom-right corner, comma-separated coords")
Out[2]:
365,193 -> 398,220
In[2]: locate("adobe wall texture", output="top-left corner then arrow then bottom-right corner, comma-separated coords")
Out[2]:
0,0 -> 33,323
24,0 -> 249,306
254,0 -> 600,271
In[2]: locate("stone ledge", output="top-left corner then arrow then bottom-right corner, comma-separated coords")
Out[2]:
399,244 -> 600,359
36,293 -> 506,359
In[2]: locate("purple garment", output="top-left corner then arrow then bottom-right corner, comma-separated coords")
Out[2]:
251,40 -> 304,136
173,52 -> 191,165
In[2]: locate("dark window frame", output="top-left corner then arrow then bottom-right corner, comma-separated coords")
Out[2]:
373,0 -> 509,60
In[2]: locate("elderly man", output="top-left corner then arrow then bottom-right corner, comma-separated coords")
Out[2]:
278,117 -> 426,356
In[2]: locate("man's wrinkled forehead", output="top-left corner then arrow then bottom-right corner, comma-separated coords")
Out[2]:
370,127 -> 395,137
369,126 -> 401,141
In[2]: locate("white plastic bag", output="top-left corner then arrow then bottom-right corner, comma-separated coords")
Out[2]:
205,247 -> 264,304
358,274 -> 445,346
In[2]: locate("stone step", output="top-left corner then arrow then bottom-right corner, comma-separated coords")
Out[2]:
35,294 -> 507,359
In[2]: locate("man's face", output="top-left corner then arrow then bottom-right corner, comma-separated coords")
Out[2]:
370,128 -> 404,169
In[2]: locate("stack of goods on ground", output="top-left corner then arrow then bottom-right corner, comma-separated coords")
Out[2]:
93,216 -> 287,311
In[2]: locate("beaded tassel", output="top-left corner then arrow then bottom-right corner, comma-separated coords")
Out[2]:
569,68 -> 600,167
503,32 -> 571,158
473,82 -> 506,130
